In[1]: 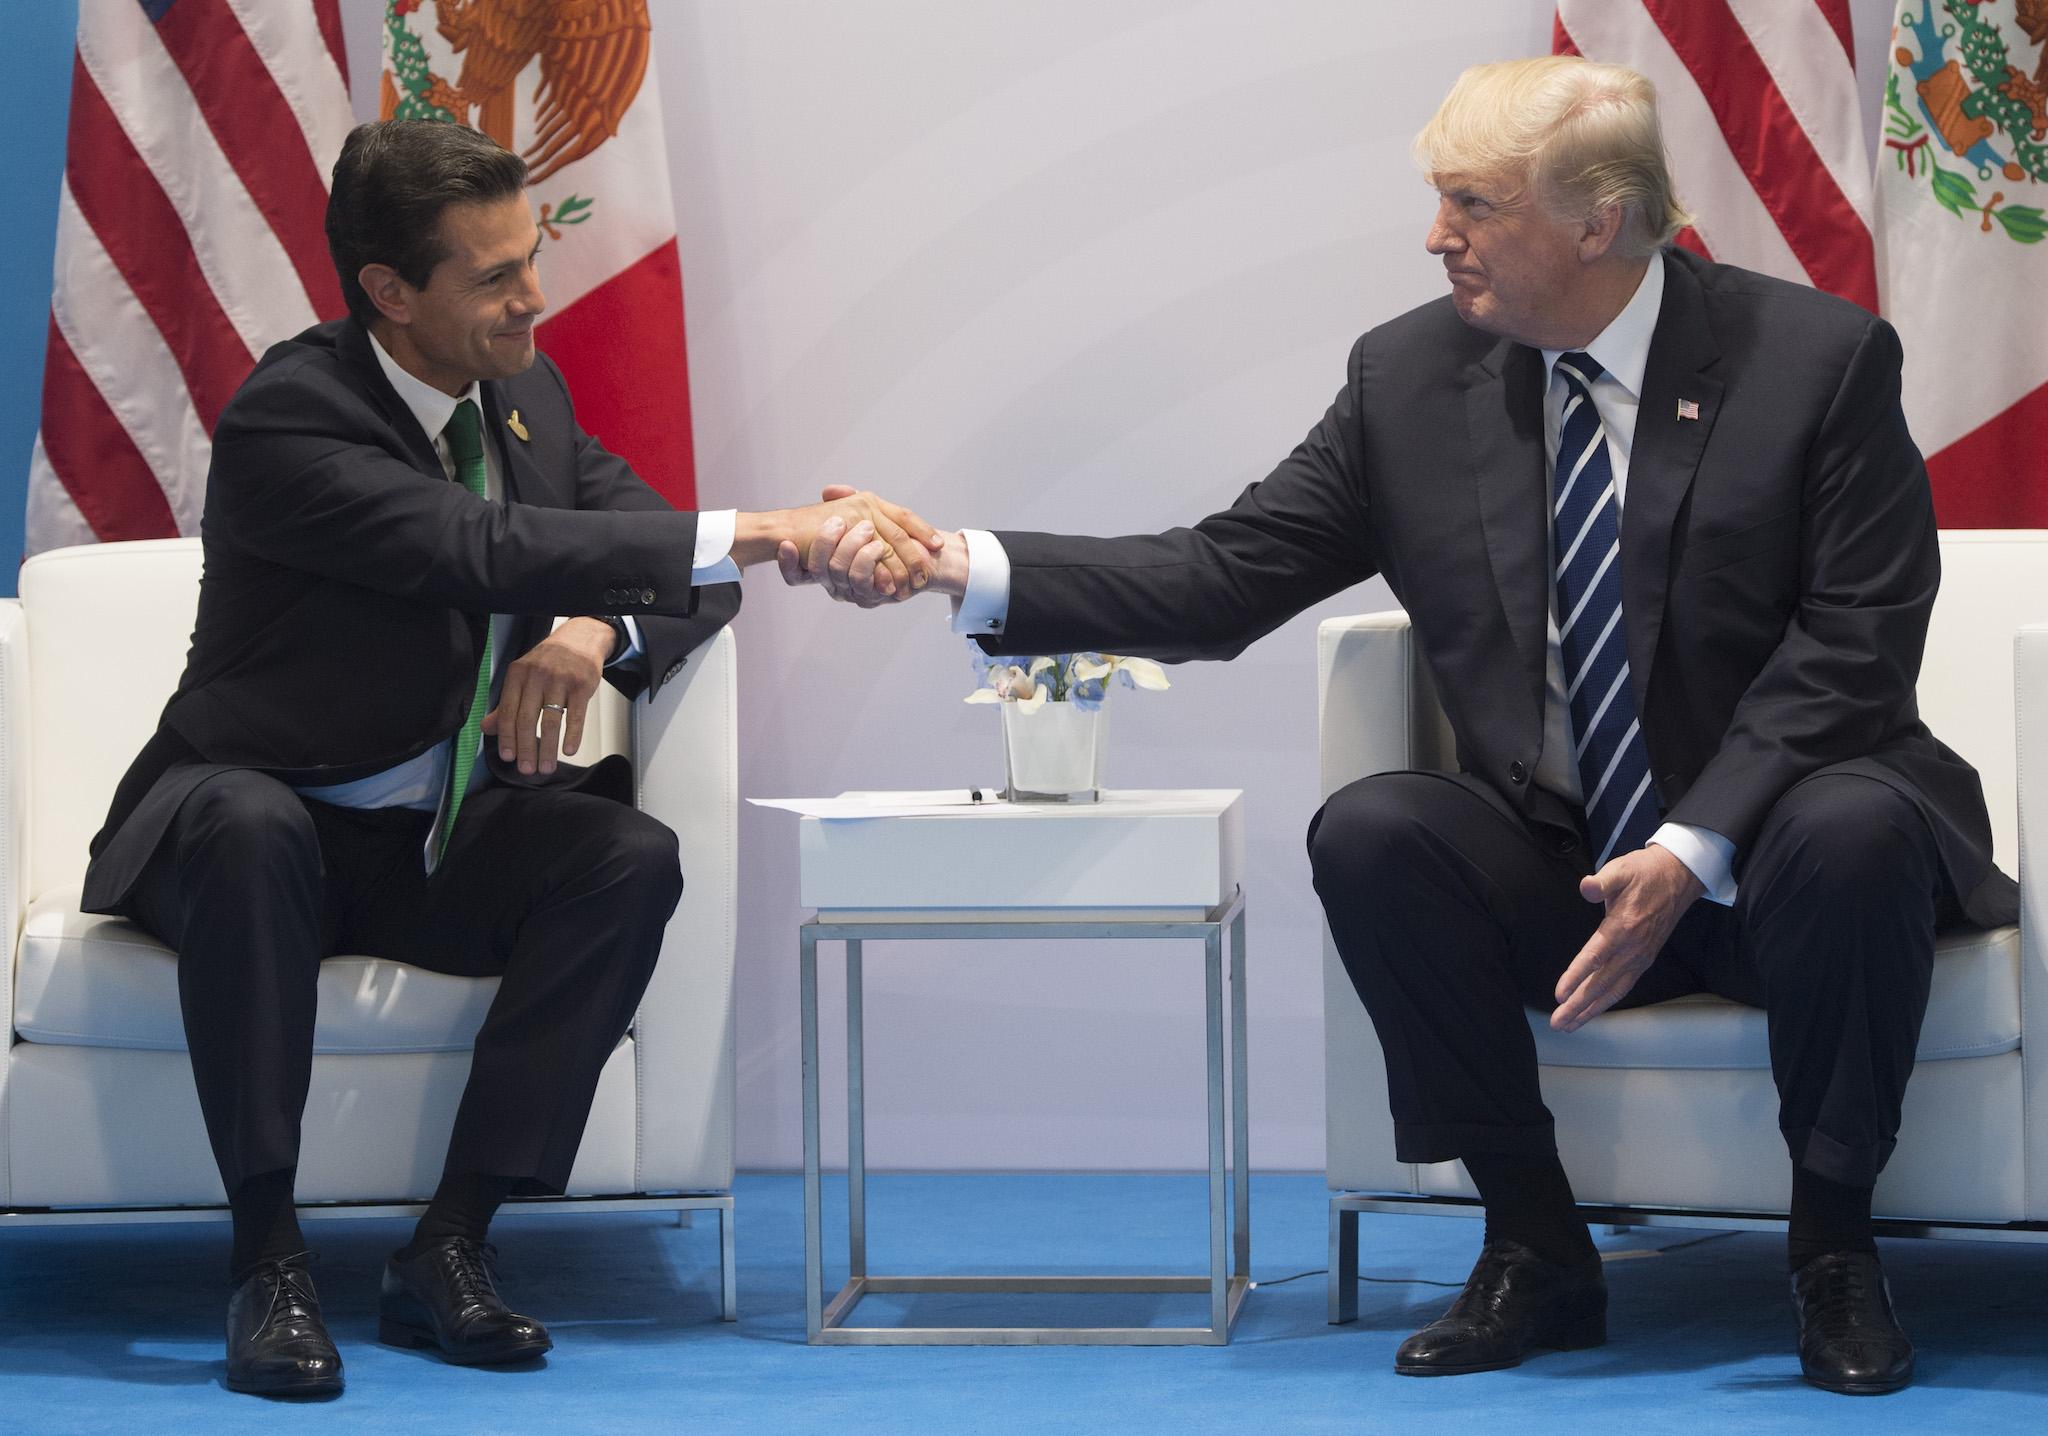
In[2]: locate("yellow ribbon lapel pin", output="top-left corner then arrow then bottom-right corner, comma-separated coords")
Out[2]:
507,410 -> 531,442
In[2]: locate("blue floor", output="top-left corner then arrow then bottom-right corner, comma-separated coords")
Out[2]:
2,1173 -> 2044,1434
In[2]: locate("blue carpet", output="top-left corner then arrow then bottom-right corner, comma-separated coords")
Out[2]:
0,1173 -> 2042,1434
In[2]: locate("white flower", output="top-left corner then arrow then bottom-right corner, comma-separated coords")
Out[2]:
1115,656 -> 1170,691
965,662 -> 1043,709
964,650 -> 1167,707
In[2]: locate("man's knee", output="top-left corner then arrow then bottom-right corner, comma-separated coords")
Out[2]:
1746,773 -> 1937,909
174,772 -> 319,876
1307,773 -> 1447,899
600,807 -> 685,913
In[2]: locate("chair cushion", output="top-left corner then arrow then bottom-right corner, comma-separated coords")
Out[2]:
12,886 -> 498,1054
1528,923 -> 2020,1070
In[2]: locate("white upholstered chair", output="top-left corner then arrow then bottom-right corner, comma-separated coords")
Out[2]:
0,538 -> 738,1319
1320,530 -> 2047,1321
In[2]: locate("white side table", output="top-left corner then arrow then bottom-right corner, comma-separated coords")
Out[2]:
792,789 -> 1249,1345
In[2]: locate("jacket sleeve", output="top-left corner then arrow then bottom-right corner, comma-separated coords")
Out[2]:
205,350 -> 707,621
534,355 -> 741,698
982,337 -> 1380,662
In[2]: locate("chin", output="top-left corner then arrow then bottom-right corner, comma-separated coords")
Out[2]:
488,342 -> 537,378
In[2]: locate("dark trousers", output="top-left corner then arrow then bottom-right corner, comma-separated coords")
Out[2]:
125,771 -> 684,1195
1309,767 -> 1954,1187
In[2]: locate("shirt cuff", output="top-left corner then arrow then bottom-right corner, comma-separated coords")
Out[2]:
1650,822 -> 1738,906
692,509 -> 740,586
949,529 -> 1011,636
605,616 -> 645,669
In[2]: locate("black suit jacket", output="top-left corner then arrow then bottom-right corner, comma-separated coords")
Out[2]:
984,249 -> 2017,928
83,317 -> 740,914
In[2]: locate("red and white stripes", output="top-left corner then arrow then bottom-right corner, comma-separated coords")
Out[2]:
28,0 -> 352,556
1555,0 -> 1876,313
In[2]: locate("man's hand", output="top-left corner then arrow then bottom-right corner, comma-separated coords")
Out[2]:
778,502 -> 972,607
770,485 -> 956,606
737,487 -> 943,595
1550,843 -> 1704,1032
482,616 -> 614,777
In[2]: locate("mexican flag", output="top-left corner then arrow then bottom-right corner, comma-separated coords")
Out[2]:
1877,1 -> 2048,527
378,0 -> 698,508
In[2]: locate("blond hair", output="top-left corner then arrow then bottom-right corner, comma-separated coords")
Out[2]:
1414,56 -> 1691,258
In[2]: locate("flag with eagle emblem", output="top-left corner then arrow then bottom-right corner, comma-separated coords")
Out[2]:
1877,0 -> 2048,527
380,0 -> 699,509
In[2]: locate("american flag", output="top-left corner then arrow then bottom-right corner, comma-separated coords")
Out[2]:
26,0 -> 354,556
1554,0 -> 1877,311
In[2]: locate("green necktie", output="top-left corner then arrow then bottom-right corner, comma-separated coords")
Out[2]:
435,398 -> 493,868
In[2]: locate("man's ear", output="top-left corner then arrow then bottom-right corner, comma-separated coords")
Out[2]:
358,263 -> 413,326
1578,203 -> 1626,264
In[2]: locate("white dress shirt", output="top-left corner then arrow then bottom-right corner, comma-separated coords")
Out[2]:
295,333 -> 738,828
950,256 -> 1738,901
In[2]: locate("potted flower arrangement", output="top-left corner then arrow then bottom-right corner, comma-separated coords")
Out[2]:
966,652 -> 1171,801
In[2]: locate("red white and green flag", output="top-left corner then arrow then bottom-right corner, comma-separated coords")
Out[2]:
379,0 -> 699,509
1877,1 -> 2048,527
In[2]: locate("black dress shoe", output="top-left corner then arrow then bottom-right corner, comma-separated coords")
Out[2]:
379,1236 -> 552,1365
1791,1251 -> 1914,1395
225,1253 -> 343,1397
1394,1238 -> 1607,1376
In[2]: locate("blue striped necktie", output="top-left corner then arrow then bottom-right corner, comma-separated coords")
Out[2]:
1552,352 -> 1658,867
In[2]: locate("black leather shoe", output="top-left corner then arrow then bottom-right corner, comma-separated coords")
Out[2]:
225,1253 -> 343,1397
1394,1238 -> 1607,1376
379,1236 -> 552,1366
1791,1251 -> 1914,1395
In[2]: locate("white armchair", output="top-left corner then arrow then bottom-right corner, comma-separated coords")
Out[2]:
0,538 -> 738,1319
1320,530 -> 2047,1322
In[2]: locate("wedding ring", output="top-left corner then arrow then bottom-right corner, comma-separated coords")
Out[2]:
541,703 -> 569,714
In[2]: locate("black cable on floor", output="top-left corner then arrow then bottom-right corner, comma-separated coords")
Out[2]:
1247,1229 -> 1740,1290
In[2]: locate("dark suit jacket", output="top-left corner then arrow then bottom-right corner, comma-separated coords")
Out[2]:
83,316 -> 740,914
983,248 -> 2018,928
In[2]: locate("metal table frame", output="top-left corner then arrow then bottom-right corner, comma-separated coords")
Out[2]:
799,888 -> 1249,1345
1326,1192 -> 2048,1324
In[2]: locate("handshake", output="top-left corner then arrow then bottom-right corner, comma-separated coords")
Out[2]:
735,485 -> 964,607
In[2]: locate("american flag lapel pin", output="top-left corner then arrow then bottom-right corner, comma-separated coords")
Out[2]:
1676,398 -> 1700,421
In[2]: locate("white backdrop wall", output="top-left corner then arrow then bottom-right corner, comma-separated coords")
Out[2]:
338,0 -> 1898,1172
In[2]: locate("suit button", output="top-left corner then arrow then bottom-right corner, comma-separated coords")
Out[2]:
603,589 -> 619,605
1509,761 -> 1528,784
641,588 -> 655,605
664,662 -> 683,682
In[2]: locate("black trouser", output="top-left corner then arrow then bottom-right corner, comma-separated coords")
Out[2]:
1309,767 -> 1954,1187
126,771 -> 684,1195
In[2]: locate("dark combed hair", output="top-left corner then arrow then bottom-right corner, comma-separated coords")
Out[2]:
325,120 -> 529,326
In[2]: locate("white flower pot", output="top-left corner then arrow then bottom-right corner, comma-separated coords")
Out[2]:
1001,701 -> 1106,802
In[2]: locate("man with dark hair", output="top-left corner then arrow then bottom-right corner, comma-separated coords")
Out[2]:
85,118 -> 939,1398
803,58 -> 2017,1395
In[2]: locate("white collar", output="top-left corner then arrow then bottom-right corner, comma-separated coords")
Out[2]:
1541,254 -> 1664,397
367,328 -> 483,446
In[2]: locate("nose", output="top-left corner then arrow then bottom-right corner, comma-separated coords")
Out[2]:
515,263 -> 547,318
1425,197 -> 1462,256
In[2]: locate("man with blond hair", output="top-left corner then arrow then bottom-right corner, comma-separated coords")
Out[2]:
799,56 -> 2016,1394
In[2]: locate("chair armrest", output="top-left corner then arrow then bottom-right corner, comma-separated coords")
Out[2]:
0,599 -> 26,1204
1316,610 -> 1453,799
2018,623 -> 2048,1218
628,626 -> 738,1194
